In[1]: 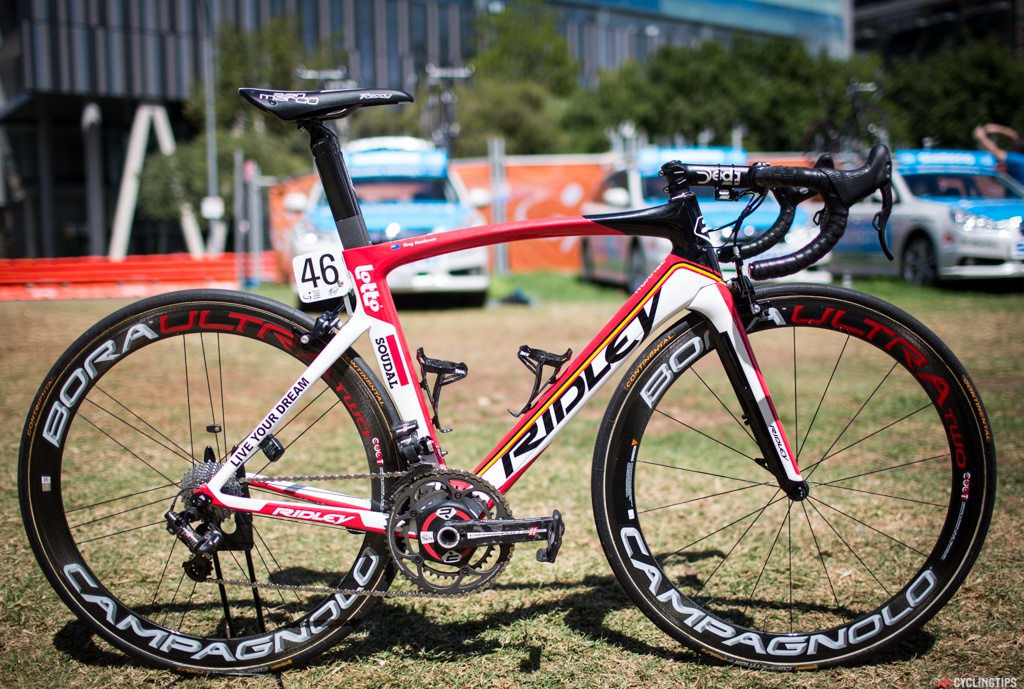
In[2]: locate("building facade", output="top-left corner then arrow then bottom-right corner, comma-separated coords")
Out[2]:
0,0 -> 849,259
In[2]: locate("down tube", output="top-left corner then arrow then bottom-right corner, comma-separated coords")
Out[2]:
476,258 -> 726,492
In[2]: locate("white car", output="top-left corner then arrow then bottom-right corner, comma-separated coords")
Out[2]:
834,149 -> 1024,285
287,137 -> 490,306
580,146 -> 825,290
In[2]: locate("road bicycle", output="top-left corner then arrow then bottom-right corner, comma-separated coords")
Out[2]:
803,80 -> 890,164
19,87 -> 995,675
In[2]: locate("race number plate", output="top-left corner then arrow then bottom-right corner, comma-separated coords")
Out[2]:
292,250 -> 349,304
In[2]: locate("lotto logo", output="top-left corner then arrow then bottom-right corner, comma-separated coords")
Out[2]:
938,680 -> 953,689
353,264 -> 381,312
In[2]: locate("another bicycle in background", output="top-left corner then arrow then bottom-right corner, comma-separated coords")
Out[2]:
803,80 -> 890,165
19,86 -> 994,675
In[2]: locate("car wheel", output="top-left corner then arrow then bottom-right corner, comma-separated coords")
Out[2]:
581,238 -> 595,282
901,234 -> 938,286
625,242 -> 647,293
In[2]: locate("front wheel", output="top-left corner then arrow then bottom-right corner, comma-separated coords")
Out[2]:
902,234 -> 939,286
592,283 -> 994,669
20,290 -> 404,674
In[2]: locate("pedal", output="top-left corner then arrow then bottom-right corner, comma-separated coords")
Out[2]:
434,510 -> 566,563
536,510 -> 564,563
510,345 -> 572,417
416,348 -> 467,432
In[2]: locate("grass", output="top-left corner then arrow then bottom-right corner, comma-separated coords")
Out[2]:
0,274 -> 1022,688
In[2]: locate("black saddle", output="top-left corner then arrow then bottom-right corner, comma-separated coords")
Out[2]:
239,87 -> 413,122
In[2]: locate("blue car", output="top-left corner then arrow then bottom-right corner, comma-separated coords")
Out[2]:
288,137 -> 490,305
834,149 -> 1024,285
581,147 -> 823,290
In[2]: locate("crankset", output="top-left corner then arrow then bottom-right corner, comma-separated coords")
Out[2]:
387,469 -> 565,595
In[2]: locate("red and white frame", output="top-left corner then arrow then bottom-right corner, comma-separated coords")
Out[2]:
195,214 -> 802,533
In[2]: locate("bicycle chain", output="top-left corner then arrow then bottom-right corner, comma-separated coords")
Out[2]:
213,467 -> 511,598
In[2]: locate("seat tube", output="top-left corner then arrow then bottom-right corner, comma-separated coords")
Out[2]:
304,120 -> 372,249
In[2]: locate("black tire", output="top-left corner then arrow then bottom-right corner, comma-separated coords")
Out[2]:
625,242 -> 648,293
902,234 -> 939,287
20,290 -> 403,674
581,238 -> 595,283
592,283 -> 994,669
802,118 -> 840,160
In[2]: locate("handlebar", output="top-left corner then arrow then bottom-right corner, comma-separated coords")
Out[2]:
660,144 -> 893,280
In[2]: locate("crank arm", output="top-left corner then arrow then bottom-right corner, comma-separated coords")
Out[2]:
437,510 -> 565,563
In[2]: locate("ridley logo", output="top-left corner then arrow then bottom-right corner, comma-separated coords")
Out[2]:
272,507 -> 354,525
353,265 -> 381,312
359,92 -> 391,99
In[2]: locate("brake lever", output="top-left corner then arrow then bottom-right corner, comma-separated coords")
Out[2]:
873,182 -> 894,261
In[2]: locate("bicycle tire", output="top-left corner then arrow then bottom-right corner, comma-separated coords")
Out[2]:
592,283 -> 994,669
20,290 -> 403,674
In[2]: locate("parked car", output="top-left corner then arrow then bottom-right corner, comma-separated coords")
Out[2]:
287,136 -> 490,306
580,146 -> 823,290
833,149 -> 1024,285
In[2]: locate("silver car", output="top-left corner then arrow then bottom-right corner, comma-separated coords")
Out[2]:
833,149 -> 1024,285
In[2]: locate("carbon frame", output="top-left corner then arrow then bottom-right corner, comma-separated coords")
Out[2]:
195,214 -> 803,533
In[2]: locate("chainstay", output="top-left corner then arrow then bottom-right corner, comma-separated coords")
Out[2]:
226,467 -> 511,597
239,470 -> 410,483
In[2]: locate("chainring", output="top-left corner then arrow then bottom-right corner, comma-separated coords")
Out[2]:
387,468 -> 513,595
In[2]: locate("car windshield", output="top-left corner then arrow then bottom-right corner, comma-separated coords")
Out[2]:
902,172 -> 1024,199
350,177 -> 456,204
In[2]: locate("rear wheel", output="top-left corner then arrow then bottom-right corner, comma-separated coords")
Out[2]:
20,290 -> 403,673
902,234 -> 939,286
593,283 -> 994,669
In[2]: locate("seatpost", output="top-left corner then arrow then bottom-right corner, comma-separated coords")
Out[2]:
303,120 -> 372,249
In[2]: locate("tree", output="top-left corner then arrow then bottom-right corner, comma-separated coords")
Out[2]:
886,39 -> 1024,149
139,17 -> 345,227
472,0 -> 579,97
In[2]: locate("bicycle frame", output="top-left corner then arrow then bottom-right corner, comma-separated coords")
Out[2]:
197,213 -> 804,533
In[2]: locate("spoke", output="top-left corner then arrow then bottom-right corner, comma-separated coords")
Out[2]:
792,326 -> 799,465
75,519 -> 166,545
653,408 -> 757,462
797,335 -> 850,459
815,453 -> 946,486
809,403 -> 934,472
88,387 -> 194,462
183,336 -> 196,462
811,481 -> 948,509
810,494 -> 929,557
692,368 -> 756,444
801,501 -> 840,611
669,491 -> 787,599
637,459 -> 769,486
77,413 -> 183,487
199,333 -> 223,458
803,360 -> 900,481
66,481 -> 177,514
639,480 -> 774,515
806,499 -> 892,597
742,499 -> 790,620
69,494 -> 176,530
153,535 -> 180,610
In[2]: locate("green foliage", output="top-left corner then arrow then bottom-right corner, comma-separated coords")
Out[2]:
141,16 -> 344,224
455,80 -> 570,156
138,129 -> 310,224
562,36 -> 888,152
886,39 -> 1024,149
472,0 -> 579,97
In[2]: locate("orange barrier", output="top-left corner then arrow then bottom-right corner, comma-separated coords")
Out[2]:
0,252 -> 277,301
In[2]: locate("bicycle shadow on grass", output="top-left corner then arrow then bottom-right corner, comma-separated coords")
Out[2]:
50,574 -> 937,675
314,574 -> 936,672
